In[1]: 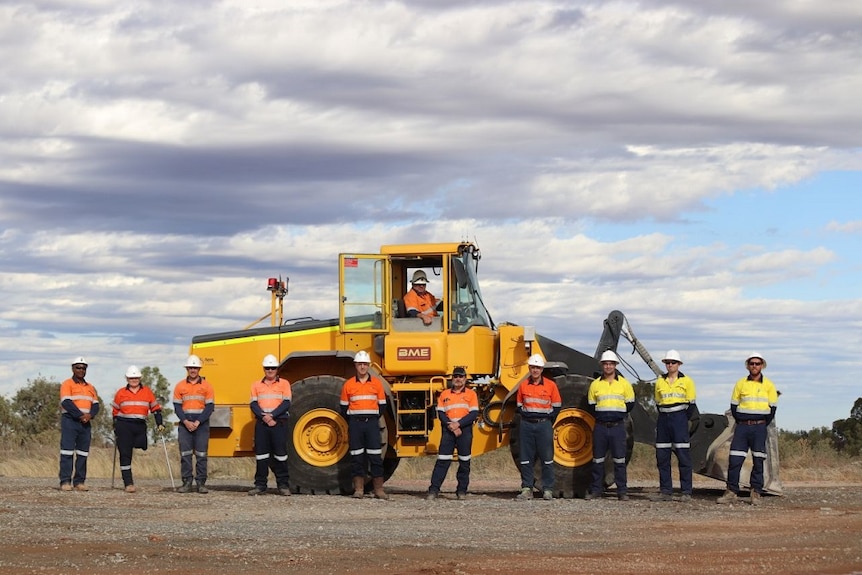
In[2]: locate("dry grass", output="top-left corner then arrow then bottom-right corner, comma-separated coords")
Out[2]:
4,440 -> 862,484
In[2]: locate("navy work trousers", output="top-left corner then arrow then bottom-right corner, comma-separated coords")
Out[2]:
655,410 -> 692,495
348,416 -> 384,478
253,419 -> 290,489
178,422 -> 210,485
518,419 -> 555,491
429,426 -> 473,494
59,416 -> 92,486
727,422 -> 768,494
590,420 -> 628,495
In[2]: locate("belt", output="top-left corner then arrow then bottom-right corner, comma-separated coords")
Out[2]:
737,419 -> 766,426
523,418 -> 550,423
596,420 -> 623,427
351,416 -> 378,422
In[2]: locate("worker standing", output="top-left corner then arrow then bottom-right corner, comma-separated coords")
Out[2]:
515,354 -> 562,501
585,350 -> 635,501
717,352 -> 778,506
111,365 -> 165,493
426,367 -> 479,500
340,351 -> 389,500
173,354 -> 215,494
650,350 -> 697,502
59,357 -> 100,492
248,355 -> 292,496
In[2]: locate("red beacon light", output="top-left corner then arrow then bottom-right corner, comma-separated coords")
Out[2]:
267,278 -> 279,291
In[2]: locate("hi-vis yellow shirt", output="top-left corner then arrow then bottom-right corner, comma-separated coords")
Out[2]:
654,374 -> 697,413
731,376 -> 778,417
588,375 -> 634,418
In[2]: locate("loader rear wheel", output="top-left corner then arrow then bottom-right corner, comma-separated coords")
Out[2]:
288,375 -> 397,495
509,374 -> 602,499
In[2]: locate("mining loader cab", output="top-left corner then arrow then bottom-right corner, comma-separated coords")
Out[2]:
338,243 -> 500,451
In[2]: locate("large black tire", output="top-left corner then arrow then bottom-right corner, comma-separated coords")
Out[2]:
510,375 -> 630,498
288,375 -> 398,495
287,375 -> 352,494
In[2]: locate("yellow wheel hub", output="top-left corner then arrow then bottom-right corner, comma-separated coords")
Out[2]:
293,408 -> 349,467
553,408 -> 595,467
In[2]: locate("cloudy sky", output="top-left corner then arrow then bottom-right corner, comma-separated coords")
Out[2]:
2,0 -> 860,432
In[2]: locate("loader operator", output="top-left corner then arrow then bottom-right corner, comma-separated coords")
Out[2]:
340,351 -> 389,500
59,356 -> 100,492
111,365 -> 165,493
585,350 -> 635,501
515,354 -> 562,501
650,350 -> 697,502
716,352 -> 778,506
248,354 -> 292,496
403,270 -> 438,326
426,367 -> 479,500
173,354 -> 215,494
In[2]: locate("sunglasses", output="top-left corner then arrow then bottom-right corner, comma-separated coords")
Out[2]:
748,361 -> 763,366
663,360 -> 680,365
452,375 -> 466,379
264,367 -> 278,370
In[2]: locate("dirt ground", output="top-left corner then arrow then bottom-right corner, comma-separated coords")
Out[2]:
1,476 -> 861,575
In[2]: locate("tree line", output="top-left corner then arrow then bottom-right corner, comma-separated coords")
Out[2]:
0,367 -> 173,447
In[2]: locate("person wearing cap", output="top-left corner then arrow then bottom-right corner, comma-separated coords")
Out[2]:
650,350 -> 697,502
59,357 -> 101,492
172,354 -> 215,494
515,353 -> 562,501
717,352 -> 778,506
426,367 -> 479,500
585,350 -> 635,501
403,270 -> 439,326
248,355 -> 292,496
111,365 -> 165,493
340,350 -> 389,499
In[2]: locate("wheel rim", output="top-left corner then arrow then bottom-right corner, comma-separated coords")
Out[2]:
292,408 -> 349,467
553,408 -> 595,467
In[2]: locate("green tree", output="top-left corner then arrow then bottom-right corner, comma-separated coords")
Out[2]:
11,376 -> 61,441
0,394 -> 18,440
141,366 -> 174,443
832,398 -> 862,456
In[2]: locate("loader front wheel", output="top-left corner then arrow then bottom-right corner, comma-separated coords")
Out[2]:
288,375 -> 353,495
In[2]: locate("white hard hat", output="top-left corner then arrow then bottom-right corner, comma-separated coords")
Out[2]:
184,354 -> 203,368
262,354 -> 279,368
125,365 -> 142,378
527,354 -> 546,367
354,350 -> 371,363
746,352 -> 766,369
71,356 -> 88,366
411,270 -> 428,285
662,349 -> 683,364
600,350 -> 619,363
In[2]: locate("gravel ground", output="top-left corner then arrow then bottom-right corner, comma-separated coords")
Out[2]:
1,476 -> 862,574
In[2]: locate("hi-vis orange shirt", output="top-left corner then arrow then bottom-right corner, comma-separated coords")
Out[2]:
250,377 -> 292,418
403,289 -> 438,317
340,376 -> 386,416
112,386 -> 161,420
60,378 -> 99,417
516,376 -> 562,419
437,387 -> 479,423
173,378 -> 214,417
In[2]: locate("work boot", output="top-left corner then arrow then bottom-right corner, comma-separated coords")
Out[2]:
60,483 -> 73,492
177,481 -> 194,494
196,483 -> 209,494
515,487 -> 533,500
277,486 -> 292,496
716,490 -> 738,504
352,476 -> 365,499
372,477 -> 388,500
124,485 -> 137,493
456,492 -> 467,500
617,493 -> 630,501
749,491 -> 762,506
542,490 -> 553,501
649,493 -> 673,502
425,490 -> 439,501
74,483 -> 89,492
677,494 -> 692,502
584,491 -> 600,500
247,486 -> 267,496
